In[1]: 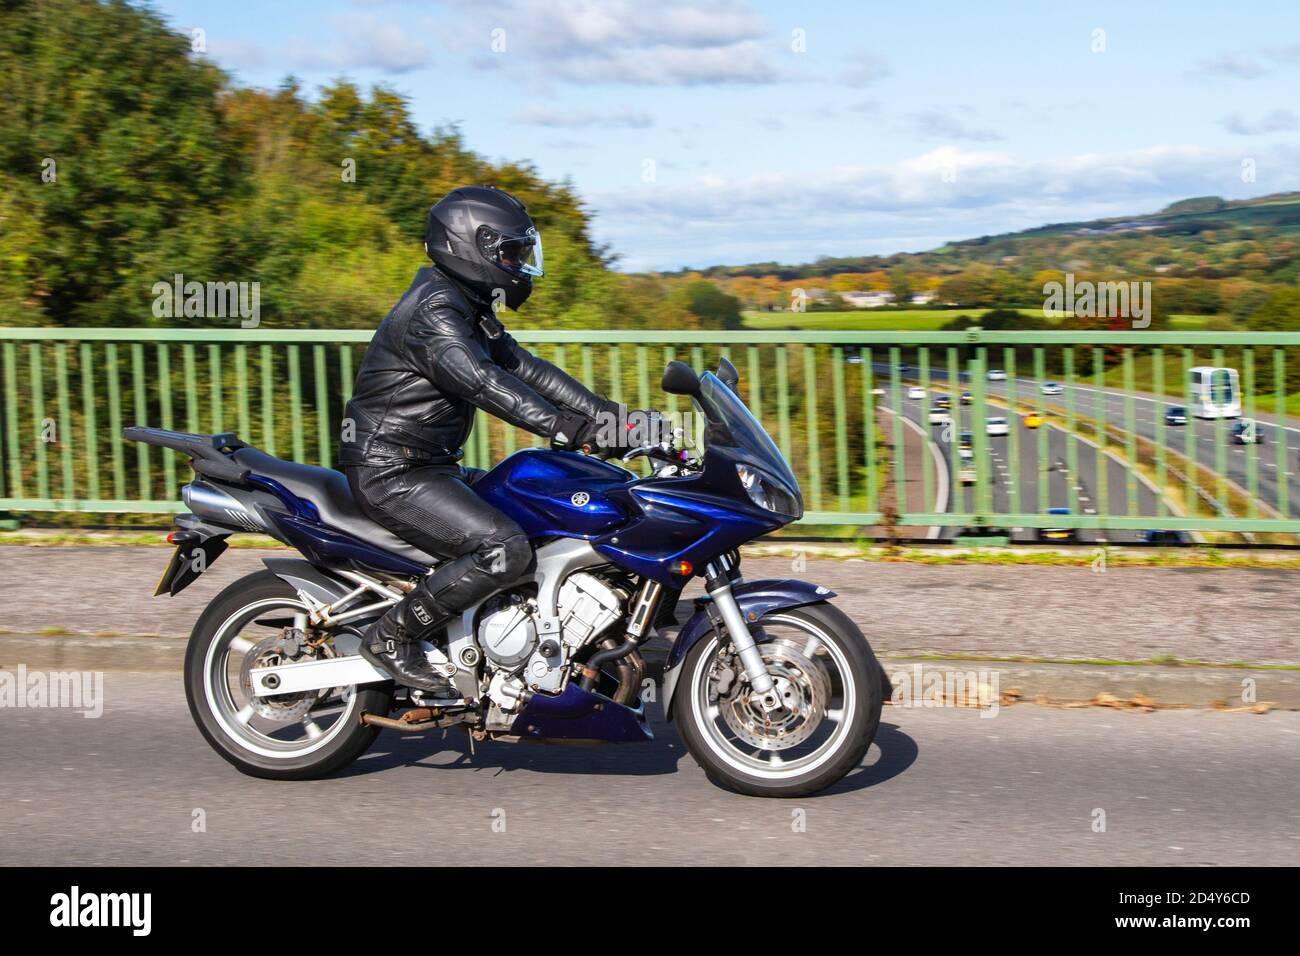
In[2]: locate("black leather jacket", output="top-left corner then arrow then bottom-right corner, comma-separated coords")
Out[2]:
340,266 -> 617,468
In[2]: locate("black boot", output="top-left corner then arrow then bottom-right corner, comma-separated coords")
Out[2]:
358,600 -> 457,697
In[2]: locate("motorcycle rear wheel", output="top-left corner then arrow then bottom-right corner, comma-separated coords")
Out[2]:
184,570 -> 393,780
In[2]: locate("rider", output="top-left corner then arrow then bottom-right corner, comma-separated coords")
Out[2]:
340,185 -> 634,695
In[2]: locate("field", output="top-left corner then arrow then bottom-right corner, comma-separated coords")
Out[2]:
740,309 -> 1300,415
741,309 -> 1219,332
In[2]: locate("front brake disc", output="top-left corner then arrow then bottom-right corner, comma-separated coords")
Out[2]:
719,639 -> 830,751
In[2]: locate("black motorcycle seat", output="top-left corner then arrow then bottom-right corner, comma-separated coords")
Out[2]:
231,447 -> 438,567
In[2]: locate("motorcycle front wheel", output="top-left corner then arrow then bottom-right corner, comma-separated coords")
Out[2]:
184,570 -> 393,780
674,601 -> 882,797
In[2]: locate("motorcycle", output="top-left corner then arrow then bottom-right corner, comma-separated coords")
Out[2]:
124,357 -> 883,796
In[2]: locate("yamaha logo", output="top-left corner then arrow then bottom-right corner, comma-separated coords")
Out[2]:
570,492 -> 590,507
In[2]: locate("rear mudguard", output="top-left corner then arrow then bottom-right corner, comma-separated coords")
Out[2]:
262,557 -> 355,606
662,578 -> 834,720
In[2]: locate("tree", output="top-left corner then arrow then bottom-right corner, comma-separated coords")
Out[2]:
672,280 -> 744,330
1247,289 -> 1300,392
0,0 -> 243,325
0,0 -> 662,330
1247,288 -> 1300,331
888,266 -> 913,304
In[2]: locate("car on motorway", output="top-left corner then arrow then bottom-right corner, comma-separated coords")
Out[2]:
987,369 -> 1007,381
959,465 -> 977,485
1036,507 -> 1077,543
1040,381 -> 1063,396
1024,412 -> 1044,428
1141,529 -> 1191,546
908,385 -> 926,400
1164,405 -> 1188,425
986,416 -> 1009,436
928,405 -> 951,425
960,392 -> 973,405
933,394 -> 952,410
1232,420 -> 1267,444
958,430 -> 974,460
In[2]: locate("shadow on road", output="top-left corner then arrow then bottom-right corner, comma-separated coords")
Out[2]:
815,721 -> 919,797
338,710 -> 920,795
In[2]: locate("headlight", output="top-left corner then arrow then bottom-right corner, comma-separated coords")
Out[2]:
736,463 -> 775,511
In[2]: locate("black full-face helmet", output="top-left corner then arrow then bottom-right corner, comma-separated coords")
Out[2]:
424,185 -> 543,311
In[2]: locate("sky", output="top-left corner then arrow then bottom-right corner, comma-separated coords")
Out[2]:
155,0 -> 1300,272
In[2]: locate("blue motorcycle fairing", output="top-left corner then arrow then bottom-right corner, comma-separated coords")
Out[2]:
268,511 -> 430,577
591,446 -> 790,586
662,578 -> 835,718
472,448 -> 635,539
509,682 -> 653,742
474,444 -> 791,587
591,483 -> 780,586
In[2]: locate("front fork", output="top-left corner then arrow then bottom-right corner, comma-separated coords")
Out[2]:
704,559 -> 783,714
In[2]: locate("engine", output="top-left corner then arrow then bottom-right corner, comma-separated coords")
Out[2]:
477,572 -> 628,723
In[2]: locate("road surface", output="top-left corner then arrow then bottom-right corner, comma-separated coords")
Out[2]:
1,671 -> 1295,866
894,390 -> 1161,543
987,376 -> 1299,517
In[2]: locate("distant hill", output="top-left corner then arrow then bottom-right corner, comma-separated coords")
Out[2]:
664,192 -> 1300,320
681,192 -> 1300,285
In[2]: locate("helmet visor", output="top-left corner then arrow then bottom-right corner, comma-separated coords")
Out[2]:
479,225 -> 543,278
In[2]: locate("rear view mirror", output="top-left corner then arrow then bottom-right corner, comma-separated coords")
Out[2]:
716,356 -> 739,392
661,360 -> 700,396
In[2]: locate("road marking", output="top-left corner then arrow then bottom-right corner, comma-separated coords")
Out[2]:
883,403 -> 949,539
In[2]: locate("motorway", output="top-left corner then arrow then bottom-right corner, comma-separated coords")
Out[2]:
889,389 -> 1162,543
1,671 -> 1296,866
985,377 -> 1300,518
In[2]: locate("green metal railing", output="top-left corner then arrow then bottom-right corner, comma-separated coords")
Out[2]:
1,326 -> 1299,537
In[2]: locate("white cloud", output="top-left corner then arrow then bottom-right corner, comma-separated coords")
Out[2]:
514,104 -> 652,128
1220,109 -> 1298,135
586,144 -> 1300,270
212,13 -> 433,75
519,0 -> 766,52
910,108 -> 1002,143
290,13 -> 433,73
1191,53 -> 1269,79
444,0 -> 783,85
549,41 -> 779,85
837,51 -> 891,88
1191,41 -> 1300,79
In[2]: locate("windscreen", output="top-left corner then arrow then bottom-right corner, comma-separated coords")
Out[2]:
696,372 -> 800,492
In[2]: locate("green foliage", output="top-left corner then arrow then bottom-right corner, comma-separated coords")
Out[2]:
0,0 -> 242,325
686,192 -> 1300,318
671,279 -> 744,330
1159,196 -> 1227,215
1246,288 -> 1300,330
940,308 -> 1051,332
1246,289 -> 1300,393
0,0 -> 663,331
888,266 -> 913,303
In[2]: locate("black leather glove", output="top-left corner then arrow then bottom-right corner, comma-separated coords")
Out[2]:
626,409 -> 670,447
552,411 -> 615,457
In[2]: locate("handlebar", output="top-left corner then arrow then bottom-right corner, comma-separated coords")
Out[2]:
620,438 -> 700,474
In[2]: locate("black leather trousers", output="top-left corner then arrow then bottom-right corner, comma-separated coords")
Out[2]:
345,462 -> 532,637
